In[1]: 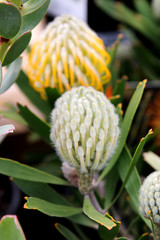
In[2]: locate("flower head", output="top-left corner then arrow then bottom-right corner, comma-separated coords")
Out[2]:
139,171 -> 160,224
50,86 -> 119,178
27,15 -> 111,99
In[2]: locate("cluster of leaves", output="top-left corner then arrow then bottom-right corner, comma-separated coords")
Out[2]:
96,0 -> 160,81
0,1 -> 157,239
0,0 -> 50,93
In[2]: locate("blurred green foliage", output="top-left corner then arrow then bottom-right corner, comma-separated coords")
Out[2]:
97,0 -> 160,81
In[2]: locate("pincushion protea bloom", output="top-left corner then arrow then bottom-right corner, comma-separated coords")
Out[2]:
27,15 -> 111,99
50,86 -> 119,193
139,171 -> 160,239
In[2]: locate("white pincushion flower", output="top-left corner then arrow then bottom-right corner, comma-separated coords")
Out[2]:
50,86 -> 120,193
139,171 -> 160,224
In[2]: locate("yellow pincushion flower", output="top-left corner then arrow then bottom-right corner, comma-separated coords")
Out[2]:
27,15 -> 111,99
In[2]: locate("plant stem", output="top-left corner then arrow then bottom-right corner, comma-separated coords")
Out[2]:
88,191 -> 105,214
78,171 -> 94,194
154,223 -> 160,240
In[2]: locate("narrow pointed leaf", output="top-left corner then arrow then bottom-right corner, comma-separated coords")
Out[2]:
0,124 -> 15,137
118,147 -> 151,228
0,3 -> 21,39
21,0 -> 48,16
13,179 -> 94,227
134,0 -> 157,23
108,129 -> 153,208
99,80 -> 147,182
25,197 -> 82,217
113,75 -> 127,103
0,215 -> 26,240
143,151 -> 160,170
0,157 -> 68,185
96,0 -> 160,47
83,195 -> 115,230
2,31 -> 31,66
55,223 -> 80,240
104,167 -> 119,209
68,214 -> 95,228
13,179 -> 70,205
107,34 -> 123,70
0,58 -> 22,94
17,103 -> 50,143
0,107 -> 27,126
16,71 -> 51,117
138,233 -> 150,240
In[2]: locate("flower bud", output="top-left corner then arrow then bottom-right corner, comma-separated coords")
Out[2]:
50,86 -> 120,193
27,15 -> 111,99
139,171 -> 160,224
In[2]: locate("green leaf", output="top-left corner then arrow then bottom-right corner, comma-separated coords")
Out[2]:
109,129 -> 153,208
0,157 -> 68,185
2,31 -> 31,66
147,211 -> 156,239
10,0 -> 22,7
21,0 -> 48,16
99,80 -> 147,182
107,33 -> 123,70
16,71 -> 51,117
55,223 -> 80,240
96,0 -> 160,48
118,147 -> 151,228
99,213 -> 120,240
0,124 -> 15,137
16,0 -> 50,37
106,35 -> 122,89
0,3 -> 21,39
0,215 -> 26,240
13,179 -> 95,228
0,58 -> 22,94
134,0 -> 157,24
113,75 -> 127,104
68,214 -> 95,228
138,233 -> 150,240
0,105 -> 27,126
104,166 -> 119,209
83,195 -> 115,230
45,87 -> 61,109
22,0 -> 28,3
13,179 -> 70,205
25,197 -> 82,217
17,103 -> 50,143
143,151 -> 160,170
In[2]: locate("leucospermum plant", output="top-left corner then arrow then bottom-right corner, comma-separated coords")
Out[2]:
50,86 -> 120,194
0,4 -> 156,239
27,15 -> 111,99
